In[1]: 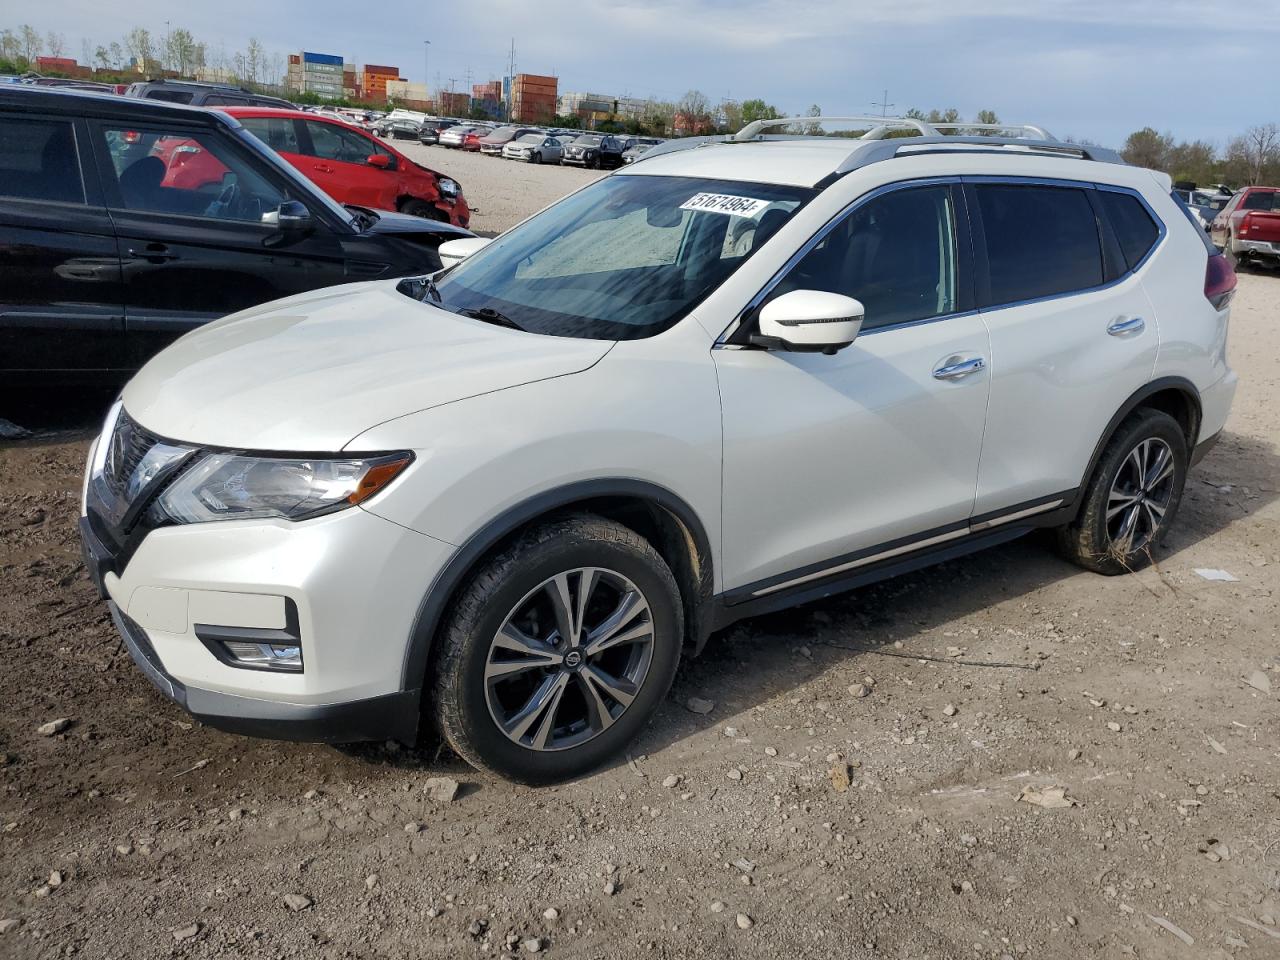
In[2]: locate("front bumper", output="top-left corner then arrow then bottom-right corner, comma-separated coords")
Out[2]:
108,601 -> 420,743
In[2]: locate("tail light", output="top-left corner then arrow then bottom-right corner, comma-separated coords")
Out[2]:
1204,253 -> 1237,310
1238,212 -> 1252,235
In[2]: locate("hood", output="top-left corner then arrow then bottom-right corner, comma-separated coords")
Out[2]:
122,282 -> 613,451
361,208 -> 472,240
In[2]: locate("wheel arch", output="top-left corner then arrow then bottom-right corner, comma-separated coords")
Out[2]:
400,479 -> 716,699
1074,376 -> 1202,513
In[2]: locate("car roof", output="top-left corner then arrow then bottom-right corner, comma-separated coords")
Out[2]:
0,84 -> 227,126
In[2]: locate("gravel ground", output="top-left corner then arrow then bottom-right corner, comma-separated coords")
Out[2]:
1,156 -> 1279,959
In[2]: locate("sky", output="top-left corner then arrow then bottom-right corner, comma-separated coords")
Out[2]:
18,0 -> 1280,148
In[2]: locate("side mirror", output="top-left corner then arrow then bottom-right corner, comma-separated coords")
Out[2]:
751,290 -> 864,355
262,200 -> 313,243
367,154 -> 394,170
437,236 -> 492,268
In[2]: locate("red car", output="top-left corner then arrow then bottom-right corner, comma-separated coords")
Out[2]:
218,107 -> 469,227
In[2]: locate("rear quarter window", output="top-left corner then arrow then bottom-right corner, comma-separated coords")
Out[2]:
1098,191 -> 1160,270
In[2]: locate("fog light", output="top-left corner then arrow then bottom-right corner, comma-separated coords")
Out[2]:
221,641 -> 303,672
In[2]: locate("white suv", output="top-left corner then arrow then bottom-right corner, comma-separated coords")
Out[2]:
81,117 -> 1238,783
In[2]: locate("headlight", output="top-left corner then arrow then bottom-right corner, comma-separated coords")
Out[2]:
438,177 -> 459,199
152,452 -> 412,524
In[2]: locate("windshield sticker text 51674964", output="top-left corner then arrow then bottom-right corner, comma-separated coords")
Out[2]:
679,193 -> 770,218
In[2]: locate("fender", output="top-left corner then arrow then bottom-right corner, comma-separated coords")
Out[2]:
1072,375 -> 1202,515
399,478 -> 715,694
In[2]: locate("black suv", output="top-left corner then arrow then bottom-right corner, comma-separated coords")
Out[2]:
123,79 -> 296,109
560,134 -> 628,170
0,86 -> 474,383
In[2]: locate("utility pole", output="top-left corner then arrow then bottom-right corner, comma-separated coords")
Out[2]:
872,88 -> 893,118
506,38 -> 515,122
423,40 -> 431,108
164,20 -> 171,72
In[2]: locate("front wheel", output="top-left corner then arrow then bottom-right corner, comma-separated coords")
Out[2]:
1056,409 -> 1188,575
531,152 -> 541,164
432,515 -> 683,783
399,199 -> 437,219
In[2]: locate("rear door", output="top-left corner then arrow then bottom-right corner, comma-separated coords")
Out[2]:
967,179 -> 1159,517
85,118 -> 352,365
0,112 -> 128,376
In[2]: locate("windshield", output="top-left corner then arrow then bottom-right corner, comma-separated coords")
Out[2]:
574,136 -> 603,146
429,174 -> 812,340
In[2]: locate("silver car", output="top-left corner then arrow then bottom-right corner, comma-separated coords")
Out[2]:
439,125 -> 482,148
501,133 -> 564,164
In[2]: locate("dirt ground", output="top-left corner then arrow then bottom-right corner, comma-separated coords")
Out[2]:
1,150 -> 1279,960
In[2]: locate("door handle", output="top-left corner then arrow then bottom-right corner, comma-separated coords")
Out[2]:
932,355 -> 986,381
127,244 -> 178,263
1107,315 -> 1145,336
313,163 -> 334,174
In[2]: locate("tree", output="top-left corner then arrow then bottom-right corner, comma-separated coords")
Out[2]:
108,41 -> 124,70
0,30 -> 20,64
244,37 -> 266,85
1120,127 -> 1173,169
720,99 -> 743,134
165,28 -> 197,76
45,31 -> 64,59
740,98 -> 779,125
1228,123 -> 1280,185
20,23 -> 40,63
801,102 -> 822,136
926,107 -> 961,133
975,108 -> 1000,135
1166,139 -> 1216,185
93,44 -> 110,69
124,27 -> 153,69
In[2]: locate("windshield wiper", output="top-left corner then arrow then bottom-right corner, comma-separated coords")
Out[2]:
459,306 -> 524,331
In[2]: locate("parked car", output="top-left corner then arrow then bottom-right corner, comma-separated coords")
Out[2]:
561,134 -> 628,169
80,115 -> 1236,783
225,108 -> 469,227
502,132 -> 565,164
622,138 -> 664,164
123,79 -> 296,109
1172,185 -> 1230,231
387,118 -> 421,141
1210,186 -> 1280,269
419,119 -> 457,145
438,125 -> 480,149
0,86 -> 472,382
478,125 -> 541,156
461,129 -> 486,152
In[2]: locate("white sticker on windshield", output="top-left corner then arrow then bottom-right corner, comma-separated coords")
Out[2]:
680,193 -> 770,218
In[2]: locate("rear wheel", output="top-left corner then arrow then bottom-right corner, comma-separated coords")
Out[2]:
433,515 -> 683,783
1056,409 -> 1188,575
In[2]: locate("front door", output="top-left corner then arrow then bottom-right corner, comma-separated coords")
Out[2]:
298,119 -> 395,210
86,119 -> 351,365
716,182 -> 991,593
0,113 -> 128,376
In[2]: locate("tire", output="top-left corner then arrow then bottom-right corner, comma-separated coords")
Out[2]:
399,199 -> 436,219
531,152 -> 541,164
1056,409 -> 1188,575
432,514 -> 683,784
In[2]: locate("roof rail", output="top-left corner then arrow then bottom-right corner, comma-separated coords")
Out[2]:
928,121 -> 1055,139
835,136 -> 1124,174
733,115 -> 939,141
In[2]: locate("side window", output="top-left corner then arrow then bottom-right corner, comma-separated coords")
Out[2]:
975,185 -> 1103,306
770,185 -> 959,330
99,124 -> 287,223
239,116 -> 303,154
0,116 -> 85,204
1098,191 -> 1160,270
304,121 -> 377,164
144,89 -> 194,104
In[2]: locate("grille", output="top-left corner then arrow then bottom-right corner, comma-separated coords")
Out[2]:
104,411 -> 161,497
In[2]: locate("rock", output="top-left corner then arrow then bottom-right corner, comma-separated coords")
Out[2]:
423,777 -> 461,803
227,807 -> 244,821
764,747 -> 778,757
303,789 -> 318,800
736,913 -> 754,930
726,768 -> 743,782
543,907 -> 560,922
604,881 -> 618,896
33,886 -> 50,899
172,923 -> 200,942
943,704 -> 958,717
799,645 -> 812,659
1068,749 -> 1081,761
0,919 -> 21,934
37,718 -> 72,737
960,880 -> 974,893
849,683 -> 871,699
1106,721 -> 1122,733
365,874 -> 379,890
1246,670 -> 1272,694
283,893 -> 313,912
662,775 -> 680,789
1066,915 -> 1078,927
723,726 -> 738,738
404,822 -> 422,833
115,844 -> 132,856
710,901 -> 726,913
523,936 -> 545,953
829,763 -> 852,793
685,697 -> 715,715
48,871 -> 63,888
426,907 -> 441,918
0,418 -> 31,439
467,920 -> 485,937
21,508 -> 45,526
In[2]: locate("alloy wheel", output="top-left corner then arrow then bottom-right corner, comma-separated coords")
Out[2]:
484,567 -> 655,752
1106,437 -> 1176,555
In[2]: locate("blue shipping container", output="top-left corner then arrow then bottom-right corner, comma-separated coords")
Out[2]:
303,51 -> 344,66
